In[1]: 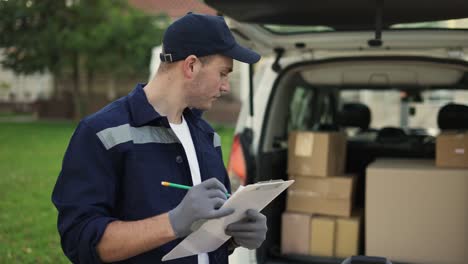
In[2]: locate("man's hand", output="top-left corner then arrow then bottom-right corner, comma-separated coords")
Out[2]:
225,209 -> 267,249
169,178 -> 234,238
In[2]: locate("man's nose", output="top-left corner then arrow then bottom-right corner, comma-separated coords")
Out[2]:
220,80 -> 230,93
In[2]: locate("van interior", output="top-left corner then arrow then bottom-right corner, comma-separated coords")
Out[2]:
253,57 -> 468,264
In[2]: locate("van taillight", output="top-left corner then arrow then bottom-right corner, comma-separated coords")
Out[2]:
227,134 -> 247,191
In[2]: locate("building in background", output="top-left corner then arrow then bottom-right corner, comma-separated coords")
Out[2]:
0,0 -> 243,123
129,0 -> 216,19
0,51 -> 53,113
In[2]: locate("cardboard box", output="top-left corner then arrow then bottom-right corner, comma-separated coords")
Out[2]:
366,159 -> 468,264
335,212 -> 361,258
436,131 -> 468,168
287,176 -> 355,217
310,216 -> 335,257
288,131 -> 347,177
281,212 -> 311,255
282,212 -> 362,258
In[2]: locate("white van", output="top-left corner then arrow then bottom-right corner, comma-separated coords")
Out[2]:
203,1 -> 468,264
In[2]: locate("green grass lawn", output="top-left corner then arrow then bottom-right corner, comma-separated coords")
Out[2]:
0,121 -> 234,263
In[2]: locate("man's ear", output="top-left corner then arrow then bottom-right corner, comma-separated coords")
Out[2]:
182,55 -> 200,79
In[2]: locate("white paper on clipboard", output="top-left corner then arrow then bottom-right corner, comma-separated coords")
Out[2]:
162,179 -> 295,261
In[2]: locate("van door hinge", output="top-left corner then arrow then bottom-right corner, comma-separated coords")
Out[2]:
272,47 -> 284,72
368,0 -> 384,47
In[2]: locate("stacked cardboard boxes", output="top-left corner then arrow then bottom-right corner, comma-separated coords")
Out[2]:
282,131 -> 361,258
287,176 -> 354,217
282,211 -> 362,258
287,131 -> 346,177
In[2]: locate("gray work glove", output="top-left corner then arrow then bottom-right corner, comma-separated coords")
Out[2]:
169,178 -> 234,238
225,209 -> 267,249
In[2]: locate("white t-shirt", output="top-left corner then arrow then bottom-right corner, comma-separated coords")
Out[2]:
170,116 -> 209,264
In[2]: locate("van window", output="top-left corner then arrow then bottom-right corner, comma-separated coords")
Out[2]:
340,89 -> 468,135
288,86 -> 315,131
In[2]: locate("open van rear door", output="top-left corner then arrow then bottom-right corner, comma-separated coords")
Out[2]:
206,0 -> 468,28
205,0 -> 468,59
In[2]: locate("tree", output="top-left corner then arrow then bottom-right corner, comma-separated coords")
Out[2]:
84,1 -> 169,99
0,0 -> 169,119
0,0 -> 71,81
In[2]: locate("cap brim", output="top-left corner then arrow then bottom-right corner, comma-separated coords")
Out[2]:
222,44 -> 261,64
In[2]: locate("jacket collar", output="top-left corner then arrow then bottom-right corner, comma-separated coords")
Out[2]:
127,83 -> 203,127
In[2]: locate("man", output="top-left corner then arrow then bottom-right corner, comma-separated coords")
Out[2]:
52,13 -> 267,264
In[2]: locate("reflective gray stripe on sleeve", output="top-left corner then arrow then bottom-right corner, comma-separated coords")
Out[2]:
96,124 -> 179,150
213,132 -> 221,148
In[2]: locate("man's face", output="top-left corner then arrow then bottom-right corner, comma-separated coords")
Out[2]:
187,55 -> 233,110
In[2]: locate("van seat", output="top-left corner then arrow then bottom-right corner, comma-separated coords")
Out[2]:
338,103 -> 371,130
338,103 -> 377,141
437,103 -> 468,130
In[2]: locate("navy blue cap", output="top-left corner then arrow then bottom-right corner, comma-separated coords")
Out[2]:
160,12 -> 261,64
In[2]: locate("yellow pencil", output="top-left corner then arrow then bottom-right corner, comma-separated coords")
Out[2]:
161,181 -> 230,197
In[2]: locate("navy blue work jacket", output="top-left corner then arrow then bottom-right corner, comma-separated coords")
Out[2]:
52,84 -> 231,263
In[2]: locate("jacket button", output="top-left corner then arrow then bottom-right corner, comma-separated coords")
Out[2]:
176,155 -> 183,163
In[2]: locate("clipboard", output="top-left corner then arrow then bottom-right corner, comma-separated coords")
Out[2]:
162,179 -> 295,261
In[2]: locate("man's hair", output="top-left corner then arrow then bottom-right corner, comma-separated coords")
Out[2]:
198,55 -> 214,65
157,55 -> 214,73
